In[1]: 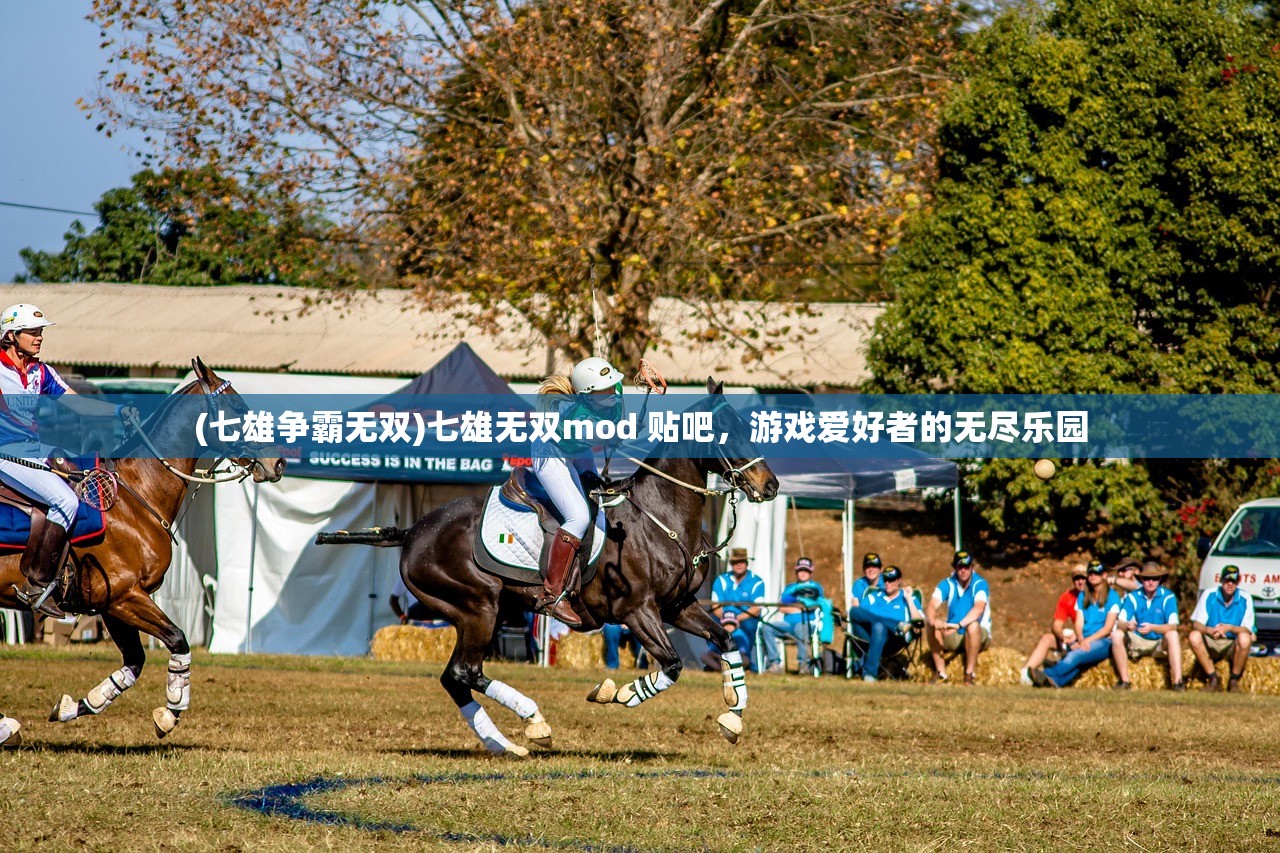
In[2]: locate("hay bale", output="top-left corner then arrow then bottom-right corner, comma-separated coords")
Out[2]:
553,631 -> 610,669
370,624 -> 455,663
907,645 -> 1025,685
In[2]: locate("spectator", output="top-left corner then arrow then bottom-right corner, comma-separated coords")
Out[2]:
1111,560 -> 1184,691
1188,564 -> 1256,692
856,566 -> 924,682
602,624 -> 641,670
763,557 -> 826,672
1030,561 -> 1120,688
389,575 -> 432,623
925,550 -> 992,685
851,553 -> 884,602
1109,558 -> 1140,593
708,547 -> 780,673
1020,566 -> 1089,685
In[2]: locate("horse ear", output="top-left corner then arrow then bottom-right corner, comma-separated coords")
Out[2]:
706,377 -> 723,396
192,357 -> 207,381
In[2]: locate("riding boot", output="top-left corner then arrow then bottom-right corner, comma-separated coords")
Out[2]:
14,521 -> 70,618
540,530 -> 583,628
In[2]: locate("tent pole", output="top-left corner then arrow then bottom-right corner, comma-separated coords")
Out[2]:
953,484 -> 962,551
245,482 -> 260,655
842,499 -> 854,618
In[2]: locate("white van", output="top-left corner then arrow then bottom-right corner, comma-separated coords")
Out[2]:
1197,498 -> 1280,654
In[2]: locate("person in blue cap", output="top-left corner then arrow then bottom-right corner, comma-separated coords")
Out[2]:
857,566 -> 924,682
925,550 -> 992,685
1030,560 -> 1120,688
1188,564 -> 1255,692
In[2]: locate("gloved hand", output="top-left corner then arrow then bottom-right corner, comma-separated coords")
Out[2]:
118,405 -> 141,426
579,471 -> 605,493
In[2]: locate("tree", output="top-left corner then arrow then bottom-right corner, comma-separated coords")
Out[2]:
18,168 -> 364,287
88,0 -> 954,365
867,0 -> 1280,395
866,0 -> 1280,556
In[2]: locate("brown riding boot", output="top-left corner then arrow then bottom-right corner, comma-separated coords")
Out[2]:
540,530 -> 583,628
14,521 -> 71,618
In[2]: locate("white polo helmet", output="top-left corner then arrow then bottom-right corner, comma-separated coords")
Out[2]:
1,304 -> 54,336
570,356 -> 622,393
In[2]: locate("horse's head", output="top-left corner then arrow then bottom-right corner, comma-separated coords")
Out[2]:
187,357 -> 286,483
701,377 -> 778,502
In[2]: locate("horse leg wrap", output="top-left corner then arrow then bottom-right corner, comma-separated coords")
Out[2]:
615,671 -> 674,708
484,680 -> 538,720
0,715 -> 20,747
721,650 -> 748,712
84,667 -> 137,715
166,653 -> 192,712
460,701 -> 527,757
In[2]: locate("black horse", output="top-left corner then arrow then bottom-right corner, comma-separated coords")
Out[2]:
323,379 -> 778,755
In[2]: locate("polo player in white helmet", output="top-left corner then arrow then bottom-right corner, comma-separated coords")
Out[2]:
530,356 -> 626,627
0,303 -> 135,615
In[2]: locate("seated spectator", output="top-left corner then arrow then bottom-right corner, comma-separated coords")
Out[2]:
1020,566 -> 1088,685
1030,561 -> 1119,687
707,548 -> 780,672
925,550 -> 992,686
1108,558 -> 1140,593
1111,560 -> 1183,691
1188,564 -> 1256,692
845,553 -> 887,635
602,623 -> 642,670
855,566 -> 924,682
763,557 -> 826,672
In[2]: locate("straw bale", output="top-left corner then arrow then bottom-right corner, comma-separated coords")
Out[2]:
552,631 -> 639,670
370,624 -> 455,663
907,645 -> 1024,685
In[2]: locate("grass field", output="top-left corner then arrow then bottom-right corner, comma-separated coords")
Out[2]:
2,645 -> 1279,851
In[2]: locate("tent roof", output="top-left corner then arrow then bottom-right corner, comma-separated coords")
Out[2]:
391,342 -> 519,397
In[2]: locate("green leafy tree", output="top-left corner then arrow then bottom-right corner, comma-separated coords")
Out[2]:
18,168 -> 364,287
869,0 -> 1280,554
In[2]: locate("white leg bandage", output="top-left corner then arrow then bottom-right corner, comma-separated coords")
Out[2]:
85,667 -> 137,715
722,650 -> 748,712
166,653 -> 192,712
615,670 -> 674,708
484,680 -> 538,720
460,701 -> 519,754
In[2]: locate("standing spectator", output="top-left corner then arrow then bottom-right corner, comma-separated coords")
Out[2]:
1020,566 -> 1089,685
925,550 -> 992,685
1188,564 -> 1256,692
1111,560 -> 1184,691
389,575 -> 433,623
857,566 -> 925,682
602,624 -> 641,670
1030,561 -> 1120,687
763,557 -> 826,672
708,547 -> 779,673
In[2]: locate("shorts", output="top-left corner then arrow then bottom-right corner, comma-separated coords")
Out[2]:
1125,633 -> 1167,660
1202,635 -> 1236,661
943,627 -> 990,653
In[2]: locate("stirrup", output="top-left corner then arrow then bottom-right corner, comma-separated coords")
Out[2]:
535,591 -> 582,627
13,581 -> 64,619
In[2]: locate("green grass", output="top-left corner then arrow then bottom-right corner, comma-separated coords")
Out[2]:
2,646 -> 1279,850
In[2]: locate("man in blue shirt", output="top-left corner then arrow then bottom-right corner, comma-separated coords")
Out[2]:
925,550 -> 991,685
845,552 -> 890,641
1188,564 -> 1256,692
1110,560 -> 1183,691
857,566 -> 924,682
708,547 -> 779,673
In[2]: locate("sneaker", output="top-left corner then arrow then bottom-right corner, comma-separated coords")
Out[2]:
765,663 -> 784,675
1228,675 -> 1243,693
963,672 -> 976,686
897,621 -> 912,635
929,671 -> 949,684
1029,667 -> 1052,688
1019,667 -> 1032,687
1112,680 -> 1132,691
1205,673 -> 1221,692
1171,681 -> 1186,692
862,674 -> 877,683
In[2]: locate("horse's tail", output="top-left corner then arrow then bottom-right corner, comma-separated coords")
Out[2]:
314,526 -> 408,547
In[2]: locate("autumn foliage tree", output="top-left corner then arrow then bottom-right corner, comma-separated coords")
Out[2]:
89,0 -> 954,365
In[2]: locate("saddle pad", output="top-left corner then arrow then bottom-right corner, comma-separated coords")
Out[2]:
474,486 -> 605,583
0,461 -> 106,551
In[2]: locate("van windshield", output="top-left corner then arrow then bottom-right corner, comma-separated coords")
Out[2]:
1213,507 -> 1280,558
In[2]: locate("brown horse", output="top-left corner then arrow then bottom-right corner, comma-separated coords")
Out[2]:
0,358 -> 283,743
322,379 -> 778,755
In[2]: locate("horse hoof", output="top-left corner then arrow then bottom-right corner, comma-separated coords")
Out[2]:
586,678 -> 618,704
152,707 -> 179,739
49,694 -> 77,723
525,718 -> 553,748
717,712 -> 743,745
504,743 -> 530,758
0,717 -> 21,748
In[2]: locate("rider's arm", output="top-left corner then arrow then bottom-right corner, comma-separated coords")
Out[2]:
60,392 -> 127,419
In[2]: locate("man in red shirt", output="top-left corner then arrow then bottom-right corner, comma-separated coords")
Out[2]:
1020,565 -> 1091,685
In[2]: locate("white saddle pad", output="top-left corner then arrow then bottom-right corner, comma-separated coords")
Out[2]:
476,486 -> 606,571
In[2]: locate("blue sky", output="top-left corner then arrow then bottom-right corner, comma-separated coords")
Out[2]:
0,3 -> 147,281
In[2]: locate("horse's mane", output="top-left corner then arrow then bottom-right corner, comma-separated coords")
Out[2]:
107,378 -> 204,459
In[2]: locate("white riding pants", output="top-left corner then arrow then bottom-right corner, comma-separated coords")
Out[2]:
0,458 -> 79,530
530,452 -> 591,539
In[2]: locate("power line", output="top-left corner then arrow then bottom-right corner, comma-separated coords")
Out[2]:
0,200 -> 97,217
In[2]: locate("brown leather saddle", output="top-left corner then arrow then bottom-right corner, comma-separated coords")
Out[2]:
0,456 -> 87,613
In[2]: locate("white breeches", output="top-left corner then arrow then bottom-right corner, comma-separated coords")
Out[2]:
531,454 -> 591,538
0,457 -> 78,529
